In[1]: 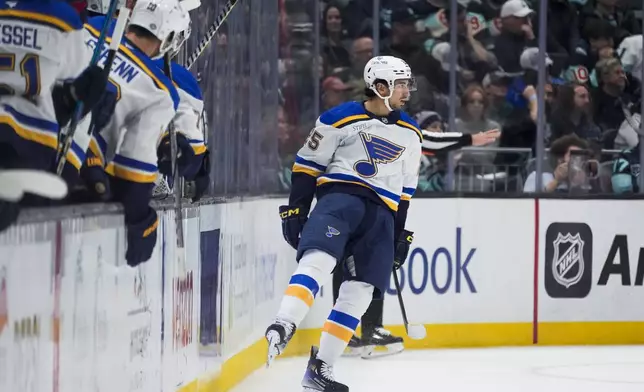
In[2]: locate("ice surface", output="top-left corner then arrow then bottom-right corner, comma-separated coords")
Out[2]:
232,346 -> 644,392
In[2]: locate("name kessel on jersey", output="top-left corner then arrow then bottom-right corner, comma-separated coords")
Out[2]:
0,24 -> 42,49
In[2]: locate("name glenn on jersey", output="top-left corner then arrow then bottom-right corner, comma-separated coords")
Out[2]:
0,23 -> 41,50
85,37 -> 140,83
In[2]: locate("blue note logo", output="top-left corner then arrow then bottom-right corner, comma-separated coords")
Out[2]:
326,226 -> 340,238
353,132 -> 405,178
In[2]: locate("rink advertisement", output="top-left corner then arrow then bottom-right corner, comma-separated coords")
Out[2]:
3,197 -> 644,392
538,199 -> 644,344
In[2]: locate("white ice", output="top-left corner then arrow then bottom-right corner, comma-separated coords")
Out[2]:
232,346 -> 644,392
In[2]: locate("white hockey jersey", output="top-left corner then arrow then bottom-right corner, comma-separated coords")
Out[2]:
84,17 -> 180,185
0,0 -> 93,169
161,61 -> 206,156
293,101 -> 422,212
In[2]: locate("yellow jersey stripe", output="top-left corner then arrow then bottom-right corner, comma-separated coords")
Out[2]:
105,162 -> 157,183
396,120 -> 422,141
332,114 -> 369,128
0,10 -> 75,32
316,177 -> 399,211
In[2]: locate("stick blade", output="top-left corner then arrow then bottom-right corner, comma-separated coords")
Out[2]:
406,324 -> 427,340
0,170 -> 68,201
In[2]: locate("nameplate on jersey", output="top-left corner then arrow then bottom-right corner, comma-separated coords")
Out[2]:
85,37 -> 140,84
353,132 -> 405,178
0,23 -> 42,49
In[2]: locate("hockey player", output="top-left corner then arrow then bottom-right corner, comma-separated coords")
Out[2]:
334,125 -> 500,359
0,0 -> 110,229
83,0 -> 187,266
155,0 -> 210,200
264,55 -> 423,391
85,0 -> 210,201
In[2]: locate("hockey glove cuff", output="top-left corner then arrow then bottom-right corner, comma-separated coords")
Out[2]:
157,133 -> 195,177
53,65 -> 109,126
90,89 -> 118,134
125,207 -> 159,267
190,150 -> 210,202
393,229 -> 414,270
279,205 -> 308,250
79,152 -> 111,202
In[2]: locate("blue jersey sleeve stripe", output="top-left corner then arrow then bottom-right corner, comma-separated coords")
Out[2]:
402,187 -> 416,195
295,155 -> 327,172
112,155 -> 157,173
3,104 -> 58,132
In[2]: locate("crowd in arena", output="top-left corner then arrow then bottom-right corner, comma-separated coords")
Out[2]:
277,0 -> 644,195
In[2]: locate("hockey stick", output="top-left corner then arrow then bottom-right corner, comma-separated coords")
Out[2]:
163,53 -> 186,252
392,269 -> 427,340
55,4 -> 130,175
184,0 -> 238,70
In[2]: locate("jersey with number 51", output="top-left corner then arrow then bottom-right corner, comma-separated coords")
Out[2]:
291,101 -> 422,212
0,0 -> 93,168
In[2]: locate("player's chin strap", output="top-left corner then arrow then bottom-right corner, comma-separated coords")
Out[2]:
371,86 -> 394,112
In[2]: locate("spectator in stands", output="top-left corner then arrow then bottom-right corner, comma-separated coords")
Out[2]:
427,3 -> 498,90
579,0 -> 640,46
345,37 -> 374,101
321,3 -> 352,71
382,6 -> 433,83
545,0 -> 580,64
618,35 -> 643,82
321,76 -> 351,110
415,111 -> 448,192
612,142 -> 640,194
482,71 -> 514,122
523,134 -> 590,192
493,0 -> 536,74
549,83 -> 601,143
455,84 -> 501,165
593,57 -> 630,132
567,19 -> 616,84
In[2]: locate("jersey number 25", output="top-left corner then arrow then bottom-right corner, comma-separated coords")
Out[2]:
0,53 -> 40,98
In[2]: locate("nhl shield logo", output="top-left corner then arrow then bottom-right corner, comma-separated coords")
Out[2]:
545,222 -> 593,298
552,233 -> 585,288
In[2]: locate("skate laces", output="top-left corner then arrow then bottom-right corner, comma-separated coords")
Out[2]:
375,327 -> 392,336
276,318 -> 294,337
320,362 -> 335,381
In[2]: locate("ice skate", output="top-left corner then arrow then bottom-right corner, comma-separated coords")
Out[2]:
302,346 -> 349,392
361,327 -> 404,359
265,318 -> 296,367
341,334 -> 364,357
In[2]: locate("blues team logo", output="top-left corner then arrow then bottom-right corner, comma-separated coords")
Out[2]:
353,133 -> 405,178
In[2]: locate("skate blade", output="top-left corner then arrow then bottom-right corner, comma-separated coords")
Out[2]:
265,331 -> 280,368
360,342 -> 404,359
341,346 -> 363,357
302,387 -> 322,392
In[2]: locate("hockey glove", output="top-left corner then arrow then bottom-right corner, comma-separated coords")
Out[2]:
125,207 -> 159,267
157,132 -> 195,177
279,205 -> 308,250
393,229 -> 414,270
79,152 -> 111,202
190,150 -> 210,202
52,65 -> 109,127
90,88 -> 118,134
